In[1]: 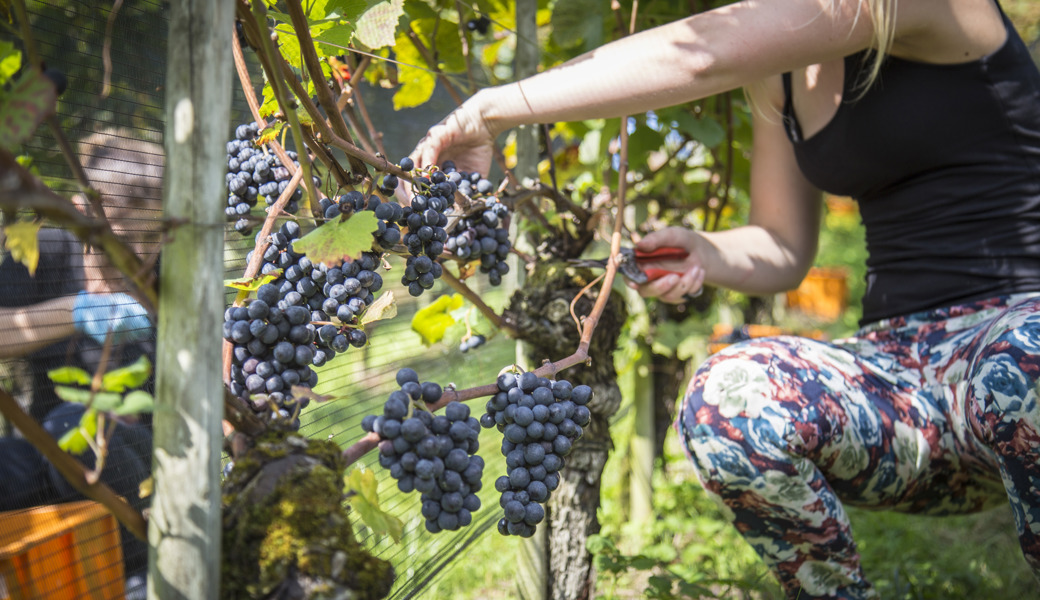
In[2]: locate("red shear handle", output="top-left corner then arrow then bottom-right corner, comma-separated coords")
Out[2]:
634,246 -> 690,262
635,246 -> 689,282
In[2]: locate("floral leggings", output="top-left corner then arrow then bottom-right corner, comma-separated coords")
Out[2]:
677,294 -> 1040,599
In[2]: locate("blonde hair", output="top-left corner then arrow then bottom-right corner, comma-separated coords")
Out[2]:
746,0 -> 898,118
861,0 -> 898,94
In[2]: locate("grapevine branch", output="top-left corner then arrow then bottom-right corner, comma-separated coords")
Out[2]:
341,20 -> 642,471
440,266 -> 515,335
283,0 -> 369,178
0,388 -> 148,541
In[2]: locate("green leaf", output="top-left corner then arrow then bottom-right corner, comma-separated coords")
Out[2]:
391,29 -> 435,109
410,293 -> 463,345
326,0 -> 373,20
411,17 -> 465,73
54,386 -> 122,412
0,70 -> 57,152
673,112 -> 726,148
47,366 -> 93,386
355,0 -> 405,49
313,21 -> 357,52
551,0 -> 604,51
0,40 -> 21,85
259,83 -> 279,119
3,220 -> 41,276
627,126 -> 665,170
345,468 -> 404,542
101,355 -> 152,393
586,533 -> 615,555
292,212 -> 379,267
58,409 -> 97,455
113,390 -> 154,415
224,270 -> 282,291
361,290 -> 397,325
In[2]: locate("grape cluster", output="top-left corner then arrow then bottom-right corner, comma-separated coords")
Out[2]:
225,122 -> 313,236
458,334 -> 486,353
224,220 -> 382,425
397,168 -> 452,297
447,197 -> 511,286
481,372 -> 592,537
364,369 -> 484,533
321,190 -> 404,251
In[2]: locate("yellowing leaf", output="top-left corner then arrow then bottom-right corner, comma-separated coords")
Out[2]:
391,29 -> 435,110
361,291 -> 397,325
138,476 -> 154,499
58,409 -> 97,455
3,220 -> 41,276
54,386 -> 122,412
0,40 -> 22,85
224,270 -> 282,291
411,293 -> 464,345
355,0 -> 405,49
47,366 -> 92,386
256,122 -> 285,145
101,355 -> 152,393
292,212 -> 379,268
113,390 -> 154,415
345,467 -> 403,542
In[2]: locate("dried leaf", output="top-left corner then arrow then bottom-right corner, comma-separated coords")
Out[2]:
290,386 -> 337,404
361,290 -> 397,325
0,70 -> 56,152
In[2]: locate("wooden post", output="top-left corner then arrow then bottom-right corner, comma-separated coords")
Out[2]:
149,1 -> 234,598
629,338 -> 655,530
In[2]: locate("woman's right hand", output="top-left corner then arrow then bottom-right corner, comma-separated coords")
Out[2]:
409,91 -> 497,175
630,227 -> 707,304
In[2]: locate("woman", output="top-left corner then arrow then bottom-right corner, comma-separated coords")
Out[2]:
411,0 -> 1040,597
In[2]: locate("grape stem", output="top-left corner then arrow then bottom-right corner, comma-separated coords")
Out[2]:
439,266 -> 516,336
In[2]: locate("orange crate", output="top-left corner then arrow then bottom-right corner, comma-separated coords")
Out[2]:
0,501 -> 124,600
785,266 -> 849,322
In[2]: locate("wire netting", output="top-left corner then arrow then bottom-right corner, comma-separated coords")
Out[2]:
1,2 -> 512,598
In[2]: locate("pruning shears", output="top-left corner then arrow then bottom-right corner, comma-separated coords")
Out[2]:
571,246 -> 691,286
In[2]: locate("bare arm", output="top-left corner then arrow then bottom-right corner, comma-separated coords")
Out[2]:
0,296 -> 77,359
412,0 -> 878,171
634,79 -> 822,301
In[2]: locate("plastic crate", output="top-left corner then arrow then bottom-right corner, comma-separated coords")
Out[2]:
0,501 -> 124,600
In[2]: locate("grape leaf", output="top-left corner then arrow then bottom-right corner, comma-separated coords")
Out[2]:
345,468 -> 403,542
411,293 -> 464,346
391,29 -> 435,109
361,290 -> 397,325
673,112 -> 725,148
58,409 -> 97,455
101,355 -> 152,393
224,270 -> 282,291
0,70 -> 57,152
54,386 -> 122,412
112,390 -> 154,415
47,366 -> 92,386
292,212 -> 379,268
355,0 -> 405,49
257,122 -> 285,145
0,40 -> 22,85
551,0 -> 605,51
3,220 -> 41,276
313,22 -> 357,52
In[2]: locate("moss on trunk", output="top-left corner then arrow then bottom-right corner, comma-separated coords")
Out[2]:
221,431 -> 394,600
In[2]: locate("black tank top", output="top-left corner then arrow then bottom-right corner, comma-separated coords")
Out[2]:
781,6 -> 1040,325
